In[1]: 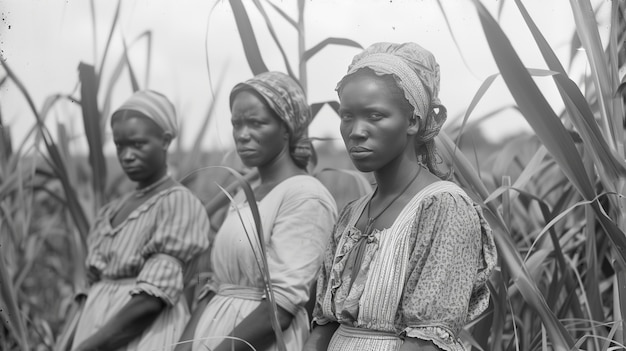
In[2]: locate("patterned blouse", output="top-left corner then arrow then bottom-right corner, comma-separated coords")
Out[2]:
313,181 -> 496,350
85,185 -> 210,306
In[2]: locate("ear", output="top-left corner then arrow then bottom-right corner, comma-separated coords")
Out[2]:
407,115 -> 420,136
162,133 -> 173,150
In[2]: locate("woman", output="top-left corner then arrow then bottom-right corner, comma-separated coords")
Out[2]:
176,72 -> 337,351
71,90 -> 211,351
304,43 -> 497,351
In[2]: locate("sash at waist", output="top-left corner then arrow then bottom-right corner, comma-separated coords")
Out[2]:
216,283 -> 266,300
336,324 -> 400,340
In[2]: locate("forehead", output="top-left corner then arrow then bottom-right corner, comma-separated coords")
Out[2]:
339,72 -> 412,111
111,112 -> 163,137
231,90 -> 275,118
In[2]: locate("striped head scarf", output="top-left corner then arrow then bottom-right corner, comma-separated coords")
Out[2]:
113,90 -> 178,139
229,71 -> 312,169
336,42 -> 448,178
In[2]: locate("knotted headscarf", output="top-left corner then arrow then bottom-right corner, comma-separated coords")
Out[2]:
337,42 -> 448,178
112,90 -> 178,139
230,71 -> 312,169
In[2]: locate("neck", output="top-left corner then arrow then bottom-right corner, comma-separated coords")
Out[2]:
138,168 -> 168,189
373,154 -> 421,197
257,147 -> 304,185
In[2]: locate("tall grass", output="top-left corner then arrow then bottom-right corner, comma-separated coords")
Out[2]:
3,0 -> 623,350
435,0 -> 626,349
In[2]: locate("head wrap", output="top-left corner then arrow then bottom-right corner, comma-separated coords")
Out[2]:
336,42 -> 448,178
112,90 -> 178,139
230,71 -> 312,169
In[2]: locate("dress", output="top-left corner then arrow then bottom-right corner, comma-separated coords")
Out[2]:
313,181 -> 496,351
192,175 -> 337,351
72,185 -> 210,351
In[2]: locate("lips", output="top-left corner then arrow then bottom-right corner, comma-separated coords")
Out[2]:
348,146 -> 373,160
237,148 -> 257,157
122,166 -> 143,174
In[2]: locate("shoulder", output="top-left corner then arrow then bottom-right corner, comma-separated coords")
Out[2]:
418,181 -> 475,209
154,185 -> 207,214
277,175 -> 336,205
411,181 -> 482,226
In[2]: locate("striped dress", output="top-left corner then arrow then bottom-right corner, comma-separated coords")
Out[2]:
72,185 -> 210,351
313,181 -> 496,351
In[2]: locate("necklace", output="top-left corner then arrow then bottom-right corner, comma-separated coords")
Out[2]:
134,174 -> 171,198
364,166 -> 422,234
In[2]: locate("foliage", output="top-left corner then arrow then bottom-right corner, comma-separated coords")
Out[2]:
2,0 -> 625,350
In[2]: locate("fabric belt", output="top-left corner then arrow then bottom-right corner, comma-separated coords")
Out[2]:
336,324 -> 400,340
216,283 -> 266,300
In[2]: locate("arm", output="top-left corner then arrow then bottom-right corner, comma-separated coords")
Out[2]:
401,193 -> 487,349
211,301 -> 294,351
302,322 -> 339,351
72,293 -> 164,351
174,291 -> 215,351
399,338 -> 442,351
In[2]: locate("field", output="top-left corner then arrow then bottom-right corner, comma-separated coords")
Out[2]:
2,0 -> 626,350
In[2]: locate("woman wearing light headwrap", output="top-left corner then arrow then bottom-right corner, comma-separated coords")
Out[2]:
176,72 -> 337,351
71,90 -> 210,351
304,43 -> 496,351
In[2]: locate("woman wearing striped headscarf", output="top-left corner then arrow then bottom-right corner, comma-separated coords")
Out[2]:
304,43 -> 497,351
176,72 -> 337,351
71,90 -> 210,351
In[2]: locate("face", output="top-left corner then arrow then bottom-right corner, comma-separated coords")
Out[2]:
231,90 -> 289,168
111,113 -> 170,185
338,73 -> 418,172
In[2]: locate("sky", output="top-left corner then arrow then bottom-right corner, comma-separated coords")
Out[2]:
0,0 -> 610,155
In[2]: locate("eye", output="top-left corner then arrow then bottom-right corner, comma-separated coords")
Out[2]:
369,112 -> 384,120
133,141 -> 145,148
339,112 -> 353,121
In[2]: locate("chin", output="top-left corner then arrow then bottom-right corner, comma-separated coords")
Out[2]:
351,160 -> 378,173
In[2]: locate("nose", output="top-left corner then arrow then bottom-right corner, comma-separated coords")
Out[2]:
234,126 -> 251,143
348,118 -> 368,140
119,147 -> 136,163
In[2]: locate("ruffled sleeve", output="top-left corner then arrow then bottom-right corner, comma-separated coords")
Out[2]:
312,199 -> 359,326
130,188 -> 211,306
400,192 -> 495,351
266,181 -> 337,316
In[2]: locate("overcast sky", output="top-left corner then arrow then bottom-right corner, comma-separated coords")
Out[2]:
0,0 -> 609,154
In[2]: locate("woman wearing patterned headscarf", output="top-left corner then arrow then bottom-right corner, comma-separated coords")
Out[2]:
71,90 -> 210,351
176,72 -> 337,351
304,43 -> 496,351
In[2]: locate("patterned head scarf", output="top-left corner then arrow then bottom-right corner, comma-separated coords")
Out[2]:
230,71 -> 312,169
112,90 -> 178,139
336,42 -> 448,178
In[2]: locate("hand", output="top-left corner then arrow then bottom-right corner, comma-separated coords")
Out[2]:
173,340 -> 193,351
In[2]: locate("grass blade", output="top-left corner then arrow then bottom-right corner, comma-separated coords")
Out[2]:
121,36 -> 140,92
251,0 -> 295,77
78,62 -> 107,210
0,251 -> 28,351
228,0 -> 269,76
569,0 -> 616,145
96,0 -> 121,83
301,38 -> 363,62
264,0 -> 297,29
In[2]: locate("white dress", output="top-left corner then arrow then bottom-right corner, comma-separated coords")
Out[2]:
192,175 -> 337,351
